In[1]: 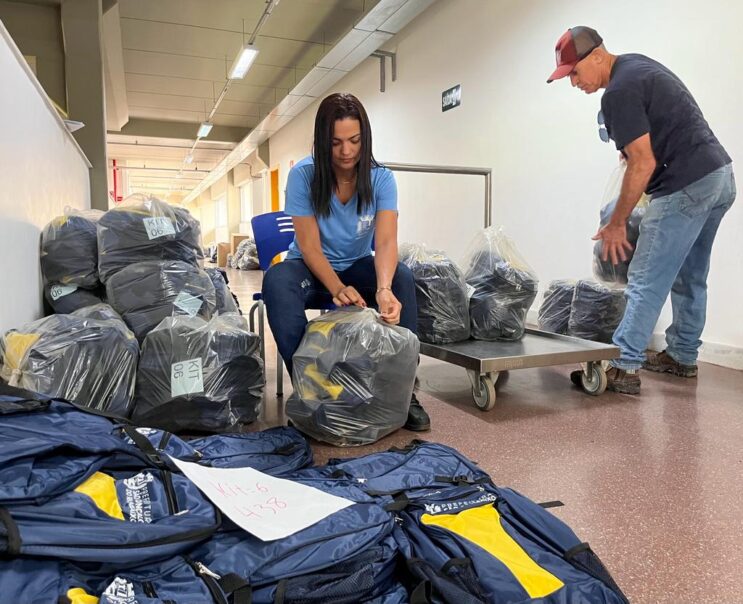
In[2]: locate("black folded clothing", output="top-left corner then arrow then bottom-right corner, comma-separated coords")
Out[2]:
106,260 -> 216,343
538,280 -> 576,334
568,279 -> 626,343
466,250 -> 539,341
0,313 -> 138,416
286,308 -> 419,447
44,282 -> 105,314
400,245 -> 470,344
41,211 -> 101,288
205,268 -> 241,314
132,314 -> 264,433
97,196 -> 202,282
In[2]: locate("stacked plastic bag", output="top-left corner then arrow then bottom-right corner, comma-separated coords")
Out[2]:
205,267 -> 241,314
40,208 -> 106,313
538,279 -> 577,334
0,308 -> 138,416
106,260 -> 216,343
97,195 -> 202,282
230,236 -> 259,270
399,243 -> 470,344
464,227 -> 539,341
593,163 -> 649,285
287,307 -> 419,446
132,314 -> 263,433
568,279 -> 626,343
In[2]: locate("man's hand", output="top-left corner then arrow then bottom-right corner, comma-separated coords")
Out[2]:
376,289 -> 402,325
592,222 -> 634,265
333,285 -> 367,308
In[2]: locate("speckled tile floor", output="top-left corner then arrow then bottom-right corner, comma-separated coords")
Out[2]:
225,266 -> 743,604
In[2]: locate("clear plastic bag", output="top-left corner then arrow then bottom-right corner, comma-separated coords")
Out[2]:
231,237 -> 259,270
204,268 -> 241,314
105,260 -> 216,343
44,282 -> 105,314
593,163 -> 650,284
538,279 -> 577,334
567,279 -> 626,343
72,303 -> 124,323
40,207 -> 104,288
0,313 -> 139,416
97,194 -> 203,282
399,242 -> 470,344
286,307 -> 419,447
132,314 -> 264,433
463,226 -> 539,341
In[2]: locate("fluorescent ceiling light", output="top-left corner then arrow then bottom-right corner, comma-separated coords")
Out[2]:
197,122 -> 213,138
228,44 -> 259,79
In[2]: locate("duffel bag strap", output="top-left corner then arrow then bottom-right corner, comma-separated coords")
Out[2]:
218,573 -> 252,604
0,508 -> 21,555
122,426 -> 165,468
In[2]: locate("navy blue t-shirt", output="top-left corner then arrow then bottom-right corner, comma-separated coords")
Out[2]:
601,54 -> 730,197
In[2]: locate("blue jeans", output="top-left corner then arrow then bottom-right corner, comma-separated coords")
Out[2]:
612,164 -> 736,370
262,255 -> 418,375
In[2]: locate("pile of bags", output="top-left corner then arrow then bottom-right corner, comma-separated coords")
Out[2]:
230,236 -> 260,270
287,307 -> 419,446
0,384 -> 629,604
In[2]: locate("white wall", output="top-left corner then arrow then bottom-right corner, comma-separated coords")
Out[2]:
0,22 -> 91,335
268,0 -> 743,368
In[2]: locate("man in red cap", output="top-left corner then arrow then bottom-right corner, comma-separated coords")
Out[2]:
549,27 -> 735,395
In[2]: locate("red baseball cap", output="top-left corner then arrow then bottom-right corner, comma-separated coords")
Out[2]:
547,26 -> 603,83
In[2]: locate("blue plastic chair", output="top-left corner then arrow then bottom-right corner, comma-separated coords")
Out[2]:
248,211 -> 333,397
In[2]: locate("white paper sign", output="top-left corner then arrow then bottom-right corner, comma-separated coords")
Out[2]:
171,358 -> 204,397
173,291 -> 203,317
143,216 -> 176,240
49,283 -> 78,301
170,458 -> 353,541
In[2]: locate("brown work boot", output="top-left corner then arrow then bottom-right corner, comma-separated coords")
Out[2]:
643,350 -> 698,378
606,366 -> 641,395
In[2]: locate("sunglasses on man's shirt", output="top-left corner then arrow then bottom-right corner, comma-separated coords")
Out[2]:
597,110 -> 610,143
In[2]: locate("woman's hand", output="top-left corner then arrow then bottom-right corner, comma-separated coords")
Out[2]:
376,288 -> 402,325
333,285 -> 367,308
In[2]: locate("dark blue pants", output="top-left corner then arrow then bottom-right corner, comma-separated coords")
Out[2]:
262,255 -> 417,376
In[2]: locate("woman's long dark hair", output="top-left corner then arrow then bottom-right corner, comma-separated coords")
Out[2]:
311,93 -> 378,217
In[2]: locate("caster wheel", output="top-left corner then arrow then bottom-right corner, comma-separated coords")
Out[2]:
472,374 -> 497,411
581,364 -> 607,396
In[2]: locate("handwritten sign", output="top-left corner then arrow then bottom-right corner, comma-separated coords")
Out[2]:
169,458 -> 353,541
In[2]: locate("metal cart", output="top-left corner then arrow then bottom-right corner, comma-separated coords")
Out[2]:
384,163 -> 620,410
419,329 -> 619,410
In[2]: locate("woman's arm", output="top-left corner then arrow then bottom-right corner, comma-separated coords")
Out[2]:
293,215 -> 365,307
374,210 -> 402,324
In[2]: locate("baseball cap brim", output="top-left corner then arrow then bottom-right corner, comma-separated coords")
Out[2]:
546,62 -> 575,84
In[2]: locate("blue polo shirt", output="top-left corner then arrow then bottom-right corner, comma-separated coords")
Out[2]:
284,156 -> 398,271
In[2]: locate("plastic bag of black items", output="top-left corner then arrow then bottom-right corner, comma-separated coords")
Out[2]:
399,242 -> 470,344
105,260 -> 216,343
40,207 -> 104,288
204,267 -> 241,314
463,226 -> 539,341
538,279 -> 577,334
0,313 -> 138,416
131,314 -> 264,433
592,163 -> 650,285
44,282 -> 105,314
97,194 -> 203,282
568,279 -> 627,343
72,303 -> 123,323
286,307 -> 419,447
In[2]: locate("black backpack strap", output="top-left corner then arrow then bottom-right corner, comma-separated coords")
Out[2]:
383,492 -> 411,512
0,507 -> 21,555
273,579 -> 288,604
538,500 -> 564,509
433,475 -> 489,487
218,573 -> 252,604
410,580 -> 432,604
441,557 -> 472,574
274,442 -> 303,456
122,426 -> 165,468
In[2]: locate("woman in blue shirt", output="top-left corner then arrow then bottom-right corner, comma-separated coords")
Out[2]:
262,93 -> 430,431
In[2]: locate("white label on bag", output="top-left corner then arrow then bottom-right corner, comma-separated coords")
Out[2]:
143,216 -> 175,240
49,283 -> 78,300
466,284 -> 476,299
171,358 -> 204,397
173,291 -> 203,317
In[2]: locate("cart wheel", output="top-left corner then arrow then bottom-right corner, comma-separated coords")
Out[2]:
581,364 -> 607,396
472,374 -> 497,411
